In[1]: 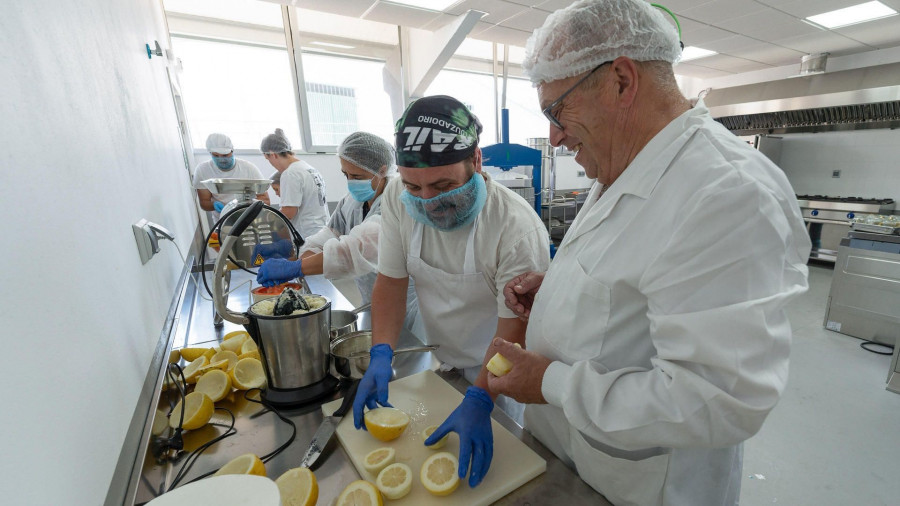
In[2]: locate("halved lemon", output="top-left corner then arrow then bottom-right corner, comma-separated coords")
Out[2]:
168,349 -> 181,364
220,333 -> 247,353
363,408 -> 410,442
275,467 -> 318,506
178,347 -> 210,362
486,343 -> 521,377
376,462 -> 412,500
240,339 -> 258,355
182,356 -> 209,384
197,359 -> 229,376
420,452 -> 460,496
336,480 -> 383,506
362,447 -> 396,474
231,358 -> 266,390
202,347 -> 218,361
214,453 -> 266,477
224,330 -> 249,342
168,391 -> 214,430
194,369 -> 232,402
238,350 -> 261,361
422,425 -> 448,450
211,350 -> 239,371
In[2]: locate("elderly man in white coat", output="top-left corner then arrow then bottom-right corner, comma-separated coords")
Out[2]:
491,1 -> 811,505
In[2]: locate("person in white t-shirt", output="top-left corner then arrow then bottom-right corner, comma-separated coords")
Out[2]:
260,128 -> 328,239
192,133 -> 269,216
351,96 -> 550,490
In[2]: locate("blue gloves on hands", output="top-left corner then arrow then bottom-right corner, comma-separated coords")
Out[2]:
252,239 -> 293,261
213,201 -> 225,212
353,343 -> 394,430
256,258 -> 302,287
425,386 -> 494,487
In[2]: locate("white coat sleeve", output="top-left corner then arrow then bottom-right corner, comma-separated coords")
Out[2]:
321,216 -> 382,280
541,181 -> 810,451
299,226 -> 339,256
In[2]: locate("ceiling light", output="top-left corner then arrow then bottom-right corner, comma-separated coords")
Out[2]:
680,46 -> 717,62
310,41 -> 355,49
806,1 -> 897,29
384,0 -> 459,12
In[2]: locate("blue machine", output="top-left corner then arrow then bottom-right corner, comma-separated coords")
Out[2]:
481,109 -> 542,215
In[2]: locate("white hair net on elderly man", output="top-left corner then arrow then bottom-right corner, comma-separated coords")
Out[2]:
523,0 -> 682,85
338,131 -> 396,177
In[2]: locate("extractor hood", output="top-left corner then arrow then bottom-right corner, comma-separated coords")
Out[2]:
705,61 -> 900,135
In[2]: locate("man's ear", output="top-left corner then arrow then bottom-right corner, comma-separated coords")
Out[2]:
611,56 -> 640,108
473,147 -> 483,173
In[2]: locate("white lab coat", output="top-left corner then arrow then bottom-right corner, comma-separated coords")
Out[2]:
301,192 -> 422,336
524,102 -> 811,506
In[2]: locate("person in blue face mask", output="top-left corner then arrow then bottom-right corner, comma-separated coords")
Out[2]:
191,132 -> 269,214
349,96 -> 551,489
256,132 -> 424,338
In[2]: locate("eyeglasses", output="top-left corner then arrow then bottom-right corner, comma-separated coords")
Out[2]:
542,61 -> 613,130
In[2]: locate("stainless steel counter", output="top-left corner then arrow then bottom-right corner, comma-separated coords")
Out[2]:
131,270 -> 607,505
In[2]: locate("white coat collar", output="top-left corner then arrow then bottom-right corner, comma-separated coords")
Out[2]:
562,101 -> 709,246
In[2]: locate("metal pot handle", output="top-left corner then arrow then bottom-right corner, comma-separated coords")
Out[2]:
346,344 -> 438,360
351,302 -> 372,315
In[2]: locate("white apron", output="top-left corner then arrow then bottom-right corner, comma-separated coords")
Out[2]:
406,219 -> 523,422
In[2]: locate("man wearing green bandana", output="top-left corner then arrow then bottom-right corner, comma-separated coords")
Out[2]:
352,95 -> 550,488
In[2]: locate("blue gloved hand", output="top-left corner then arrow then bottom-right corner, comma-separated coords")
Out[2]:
252,239 -> 293,261
256,258 -> 302,287
426,386 -> 494,487
353,343 -> 394,430
213,201 -> 225,212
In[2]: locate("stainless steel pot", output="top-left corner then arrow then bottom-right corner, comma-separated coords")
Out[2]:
330,330 -> 438,380
246,296 -> 331,390
330,302 -> 371,341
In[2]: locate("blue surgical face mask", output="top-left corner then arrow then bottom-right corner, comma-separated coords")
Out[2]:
400,172 -> 487,231
347,178 -> 377,202
212,155 -> 235,171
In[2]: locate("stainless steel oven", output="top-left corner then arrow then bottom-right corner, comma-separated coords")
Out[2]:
796,195 -> 895,262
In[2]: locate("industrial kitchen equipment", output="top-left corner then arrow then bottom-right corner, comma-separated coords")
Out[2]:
212,201 -> 340,407
824,230 -> 900,348
796,195 -> 894,262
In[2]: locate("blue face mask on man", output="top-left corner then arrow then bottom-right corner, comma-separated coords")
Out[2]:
400,172 -> 487,231
212,155 -> 235,171
347,178 -> 377,202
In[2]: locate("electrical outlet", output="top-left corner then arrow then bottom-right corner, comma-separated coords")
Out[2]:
132,219 -> 175,264
832,170 -> 841,178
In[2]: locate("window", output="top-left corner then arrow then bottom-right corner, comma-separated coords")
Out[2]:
425,70 -> 549,147
171,36 -> 300,150
298,53 -> 395,148
163,0 -> 283,27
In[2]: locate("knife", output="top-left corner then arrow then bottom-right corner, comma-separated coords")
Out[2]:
299,379 -> 360,469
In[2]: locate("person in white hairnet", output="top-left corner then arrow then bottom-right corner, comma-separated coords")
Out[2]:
260,128 -> 329,239
192,133 -> 269,216
256,132 -> 424,336
490,1 -> 812,505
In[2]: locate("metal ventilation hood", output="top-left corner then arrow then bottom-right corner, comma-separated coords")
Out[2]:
705,61 -> 900,135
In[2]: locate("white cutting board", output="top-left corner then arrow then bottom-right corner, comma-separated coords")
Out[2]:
321,370 -> 546,505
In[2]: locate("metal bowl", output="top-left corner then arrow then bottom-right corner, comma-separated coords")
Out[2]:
202,178 -> 271,195
330,331 -> 438,380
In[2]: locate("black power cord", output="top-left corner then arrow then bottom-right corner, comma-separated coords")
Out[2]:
860,340 -> 895,356
243,388 -> 298,464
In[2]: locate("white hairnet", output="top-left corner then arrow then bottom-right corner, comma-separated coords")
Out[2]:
206,133 -> 233,154
523,0 -> 681,85
338,132 -> 396,177
260,128 -> 292,154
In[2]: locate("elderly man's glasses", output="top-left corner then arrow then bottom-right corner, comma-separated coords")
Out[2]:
542,61 -> 613,130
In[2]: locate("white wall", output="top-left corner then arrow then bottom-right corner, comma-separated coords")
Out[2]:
773,129 -> 900,202
0,1 -> 199,504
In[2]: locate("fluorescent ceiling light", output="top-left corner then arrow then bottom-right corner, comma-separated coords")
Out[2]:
680,46 -> 717,62
806,1 -> 897,29
310,41 -> 355,49
385,0 -> 459,12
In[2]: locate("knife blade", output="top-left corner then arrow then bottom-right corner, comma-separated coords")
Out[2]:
299,379 -> 359,469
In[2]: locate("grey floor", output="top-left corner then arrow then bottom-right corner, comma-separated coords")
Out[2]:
331,267 -> 900,505
739,263 -> 900,505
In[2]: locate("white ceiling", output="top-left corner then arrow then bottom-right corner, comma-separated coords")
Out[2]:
290,0 -> 900,78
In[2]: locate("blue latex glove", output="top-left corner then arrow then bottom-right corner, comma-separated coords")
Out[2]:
213,201 -> 225,212
426,386 -> 494,487
256,258 -> 302,287
353,344 -> 394,430
252,239 -> 293,261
